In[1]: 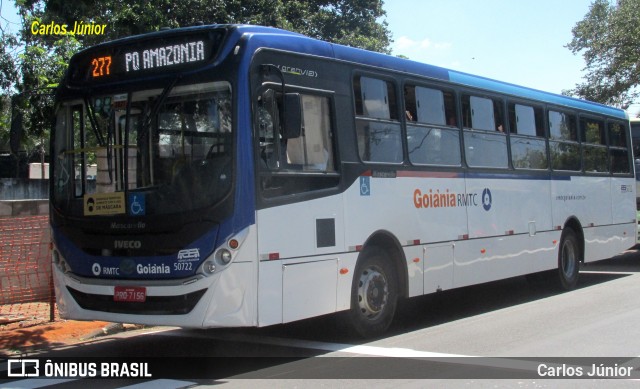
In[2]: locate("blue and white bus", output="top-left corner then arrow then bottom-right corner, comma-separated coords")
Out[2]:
51,25 -> 636,337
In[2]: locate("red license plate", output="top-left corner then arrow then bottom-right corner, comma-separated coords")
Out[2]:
114,286 -> 146,302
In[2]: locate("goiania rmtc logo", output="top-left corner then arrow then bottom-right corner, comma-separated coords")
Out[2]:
413,188 -> 492,211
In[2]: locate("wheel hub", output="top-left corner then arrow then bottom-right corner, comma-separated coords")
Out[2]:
358,266 -> 388,319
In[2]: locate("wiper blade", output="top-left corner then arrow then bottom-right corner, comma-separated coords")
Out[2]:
107,109 -> 115,185
140,76 -> 180,141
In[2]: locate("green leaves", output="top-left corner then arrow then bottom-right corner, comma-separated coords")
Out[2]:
566,0 -> 640,107
1,0 -> 391,154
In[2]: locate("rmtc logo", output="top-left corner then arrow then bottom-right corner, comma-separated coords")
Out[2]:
114,240 -> 142,249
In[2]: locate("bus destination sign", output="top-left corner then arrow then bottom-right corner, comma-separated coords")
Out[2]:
120,40 -> 205,76
69,31 -> 223,84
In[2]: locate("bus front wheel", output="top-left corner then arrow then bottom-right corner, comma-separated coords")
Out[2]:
557,228 -> 580,290
345,247 -> 398,338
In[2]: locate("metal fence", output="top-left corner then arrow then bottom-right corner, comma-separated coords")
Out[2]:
0,215 -> 55,325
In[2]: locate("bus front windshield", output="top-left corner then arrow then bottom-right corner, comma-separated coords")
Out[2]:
52,81 -> 233,217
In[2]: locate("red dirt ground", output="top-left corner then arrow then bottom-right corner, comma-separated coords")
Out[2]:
1,319 -> 109,355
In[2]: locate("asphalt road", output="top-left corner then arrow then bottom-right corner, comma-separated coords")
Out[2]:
3,249 -> 640,388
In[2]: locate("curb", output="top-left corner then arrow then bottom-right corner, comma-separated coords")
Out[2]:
81,323 -> 147,340
81,322 -> 124,340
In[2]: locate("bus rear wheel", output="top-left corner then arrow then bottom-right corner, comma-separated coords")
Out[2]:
557,228 -> 580,290
345,247 -> 398,338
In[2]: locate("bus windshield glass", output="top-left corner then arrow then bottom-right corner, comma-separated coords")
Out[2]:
52,81 -> 232,217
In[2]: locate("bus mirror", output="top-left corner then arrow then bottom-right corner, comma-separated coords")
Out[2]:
283,93 -> 302,139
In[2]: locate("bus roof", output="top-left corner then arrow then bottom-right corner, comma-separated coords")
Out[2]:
66,24 -> 627,120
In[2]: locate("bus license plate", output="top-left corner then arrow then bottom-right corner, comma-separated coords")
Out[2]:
114,286 -> 146,302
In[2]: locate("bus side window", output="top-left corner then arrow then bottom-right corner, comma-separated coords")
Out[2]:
354,76 -> 402,163
405,84 -> 461,166
609,121 -> 631,174
509,103 -> 547,170
461,94 -> 508,168
549,110 -> 580,171
257,89 -> 339,198
257,89 -> 280,170
286,95 -> 335,172
581,117 -> 607,173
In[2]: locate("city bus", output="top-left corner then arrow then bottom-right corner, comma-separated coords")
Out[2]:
631,117 -> 640,207
50,24 -> 636,337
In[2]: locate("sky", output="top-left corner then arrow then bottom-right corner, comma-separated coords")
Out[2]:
384,0 -> 637,117
1,0 -> 638,115
384,0 -> 591,95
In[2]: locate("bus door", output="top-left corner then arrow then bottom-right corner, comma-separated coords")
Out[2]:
255,85 -> 343,325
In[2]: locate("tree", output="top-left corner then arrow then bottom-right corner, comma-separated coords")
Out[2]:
0,32 -> 19,154
566,0 -> 640,108
1,0 -> 392,157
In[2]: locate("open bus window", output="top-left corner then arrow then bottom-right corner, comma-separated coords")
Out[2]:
353,76 -> 402,163
461,94 -> 508,168
404,84 -> 461,166
508,103 -> 548,170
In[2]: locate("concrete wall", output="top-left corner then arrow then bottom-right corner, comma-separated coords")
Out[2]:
0,199 -> 49,217
0,178 -> 49,201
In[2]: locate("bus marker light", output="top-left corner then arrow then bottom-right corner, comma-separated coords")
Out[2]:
506,230 -> 514,235
413,258 -> 420,263
480,249 -> 486,254
553,240 -> 558,245
339,268 -> 349,275
228,239 -> 240,250
268,253 -> 279,260
355,245 -> 363,252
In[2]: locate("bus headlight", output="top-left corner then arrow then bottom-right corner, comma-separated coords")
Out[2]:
218,249 -> 232,264
52,249 -> 71,274
203,260 -> 216,275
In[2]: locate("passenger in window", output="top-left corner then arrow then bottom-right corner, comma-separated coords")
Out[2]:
497,123 -> 504,132
405,110 -> 414,121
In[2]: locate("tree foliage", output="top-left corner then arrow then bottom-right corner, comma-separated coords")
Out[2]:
566,0 -> 640,108
0,0 -> 392,156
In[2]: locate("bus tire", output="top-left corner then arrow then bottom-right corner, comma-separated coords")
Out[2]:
345,247 -> 398,338
557,228 -> 580,290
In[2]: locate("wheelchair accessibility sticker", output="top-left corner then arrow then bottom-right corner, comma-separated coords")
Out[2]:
360,176 -> 370,196
128,194 -> 146,216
